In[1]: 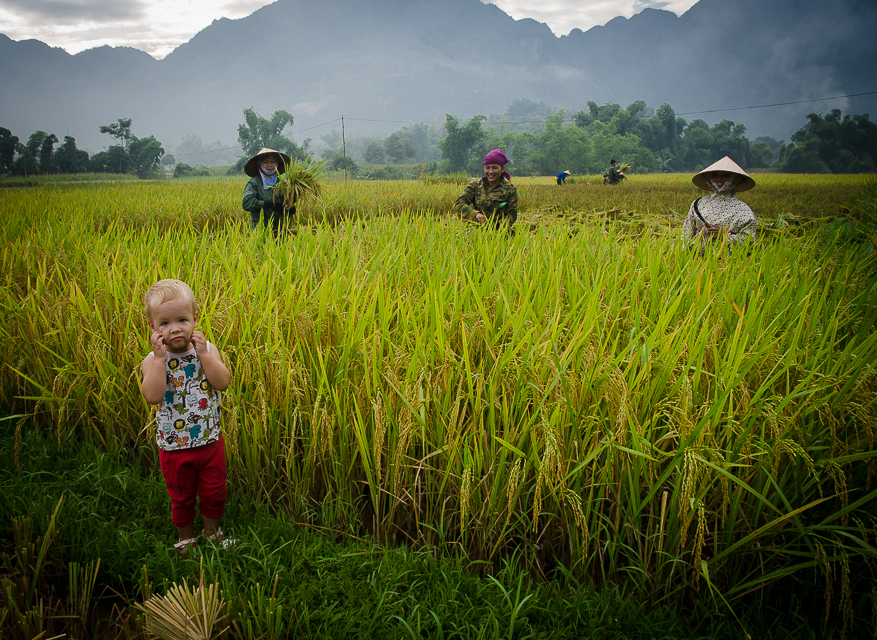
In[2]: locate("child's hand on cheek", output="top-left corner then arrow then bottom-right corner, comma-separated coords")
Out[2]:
191,331 -> 207,356
150,331 -> 168,360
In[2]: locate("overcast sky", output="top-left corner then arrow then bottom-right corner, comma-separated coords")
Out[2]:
0,0 -> 699,59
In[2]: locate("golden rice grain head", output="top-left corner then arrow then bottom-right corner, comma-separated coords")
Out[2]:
460,463 -> 474,531
373,397 -> 386,484
504,458 -> 523,529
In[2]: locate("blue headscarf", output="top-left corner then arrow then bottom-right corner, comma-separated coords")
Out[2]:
258,161 -> 278,190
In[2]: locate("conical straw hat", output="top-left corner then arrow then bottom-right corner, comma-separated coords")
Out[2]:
692,156 -> 756,192
244,147 -> 291,177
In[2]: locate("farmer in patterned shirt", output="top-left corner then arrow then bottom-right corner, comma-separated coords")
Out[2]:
454,149 -> 518,234
682,156 -> 757,252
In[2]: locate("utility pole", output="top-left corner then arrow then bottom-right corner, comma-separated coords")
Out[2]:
342,115 -> 348,181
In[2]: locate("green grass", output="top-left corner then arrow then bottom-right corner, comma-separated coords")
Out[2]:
0,423 -> 842,639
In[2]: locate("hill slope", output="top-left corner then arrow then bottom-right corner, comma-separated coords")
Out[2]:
1,0 -> 874,152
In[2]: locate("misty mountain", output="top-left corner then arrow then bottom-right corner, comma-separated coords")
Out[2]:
1,0 -> 874,154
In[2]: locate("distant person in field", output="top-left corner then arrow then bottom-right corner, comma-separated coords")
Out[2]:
605,159 -> 623,185
141,279 -> 233,555
682,156 -> 757,251
555,170 -> 571,184
242,147 -> 294,238
454,149 -> 518,234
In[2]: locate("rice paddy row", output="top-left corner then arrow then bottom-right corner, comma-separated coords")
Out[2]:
1,173 -> 875,634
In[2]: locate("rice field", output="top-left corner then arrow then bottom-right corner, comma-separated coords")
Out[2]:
1,173 -> 876,633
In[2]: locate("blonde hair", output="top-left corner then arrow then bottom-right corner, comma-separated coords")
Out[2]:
144,279 -> 196,321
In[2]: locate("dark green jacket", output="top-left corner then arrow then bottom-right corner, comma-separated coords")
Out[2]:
242,176 -> 285,229
453,177 -> 518,227
607,165 -> 622,185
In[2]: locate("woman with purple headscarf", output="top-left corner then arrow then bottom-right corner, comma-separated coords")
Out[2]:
454,149 -> 518,233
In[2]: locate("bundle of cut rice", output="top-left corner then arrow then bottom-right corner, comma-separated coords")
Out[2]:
277,157 -> 327,207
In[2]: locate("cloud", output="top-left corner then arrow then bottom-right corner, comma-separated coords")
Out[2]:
0,0 -> 701,58
636,0 -> 700,14
0,0 -> 146,21
217,0 -> 274,19
0,0 -> 285,57
488,0 -> 698,36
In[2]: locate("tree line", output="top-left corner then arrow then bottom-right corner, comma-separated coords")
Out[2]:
3,101 -> 875,179
314,99 -> 876,177
431,100 -> 877,176
0,118 -> 165,179
777,109 -> 877,173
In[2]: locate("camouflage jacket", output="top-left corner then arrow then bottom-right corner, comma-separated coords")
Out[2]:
454,177 -> 518,227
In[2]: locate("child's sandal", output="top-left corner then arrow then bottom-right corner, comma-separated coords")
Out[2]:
203,528 -> 235,549
173,537 -> 198,555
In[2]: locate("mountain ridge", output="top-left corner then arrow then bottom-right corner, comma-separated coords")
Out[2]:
1,0 -> 874,153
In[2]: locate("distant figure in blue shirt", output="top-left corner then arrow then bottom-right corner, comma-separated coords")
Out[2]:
555,170 -> 571,184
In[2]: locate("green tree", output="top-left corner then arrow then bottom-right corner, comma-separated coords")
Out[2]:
437,114 -> 486,174
12,132 -> 45,176
527,110 -> 591,175
709,119 -> 751,165
573,101 -> 624,129
26,131 -> 48,160
782,110 -> 877,173
89,146 -> 130,174
385,132 -> 416,164
99,118 -> 135,150
0,127 -> 19,175
626,100 -> 648,118
363,140 -> 386,164
54,135 -> 88,174
393,123 -> 439,162
656,104 -> 682,158
12,141 -> 37,176
572,101 -> 599,128
784,140 -> 831,173
128,135 -> 165,179
497,130 -> 538,174
39,133 -> 58,174
749,141 -> 773,167
236,107 -> 309,164
174,162 -> 194,177
173,162 -> 210,178
678,119 -> 714,169
326,150 -> 358,176
589,121 -> 655,174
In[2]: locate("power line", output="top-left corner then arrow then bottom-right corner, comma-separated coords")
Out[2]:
350,90 -> 877,125
172,118 -> 342,157
294,117 -> 342,133
168,90 -> 877,158
674,91 -> 877,116
347,117 -> 440,125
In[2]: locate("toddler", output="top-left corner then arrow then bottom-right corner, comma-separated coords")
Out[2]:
141,279 -> 231,554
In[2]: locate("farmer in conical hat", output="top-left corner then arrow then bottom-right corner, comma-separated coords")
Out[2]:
453,149 -> 518,234
241,147 -> 294,238
682,156 -> 757,252
555,170 -> 571,185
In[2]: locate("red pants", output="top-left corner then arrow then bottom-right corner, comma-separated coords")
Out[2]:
159,435 -> 227,528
